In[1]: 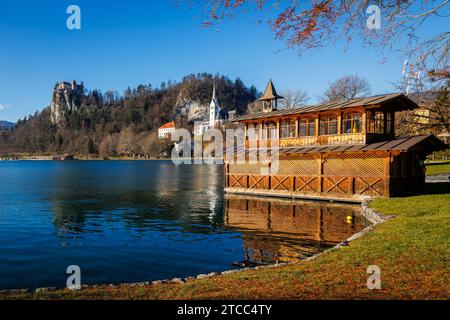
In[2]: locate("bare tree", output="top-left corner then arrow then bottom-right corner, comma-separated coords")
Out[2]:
322,75 -> 372,102
246,100 -> 263,113
395,79 -> 450,140
280,90 -> 309,109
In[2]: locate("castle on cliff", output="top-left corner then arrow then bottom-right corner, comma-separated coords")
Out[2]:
50,80 -> 84,124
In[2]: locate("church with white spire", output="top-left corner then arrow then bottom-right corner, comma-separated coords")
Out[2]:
194,82 -> 229,136
209,82 -> 220,127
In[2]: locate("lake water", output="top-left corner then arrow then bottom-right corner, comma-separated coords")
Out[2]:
0,161 -> 369,290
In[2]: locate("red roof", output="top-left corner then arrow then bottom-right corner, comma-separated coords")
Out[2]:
159,121 -> 175,129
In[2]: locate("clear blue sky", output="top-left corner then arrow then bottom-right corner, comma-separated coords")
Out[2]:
0,1 -> 444,122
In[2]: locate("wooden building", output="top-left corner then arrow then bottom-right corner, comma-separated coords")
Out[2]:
224,80 -> 448,201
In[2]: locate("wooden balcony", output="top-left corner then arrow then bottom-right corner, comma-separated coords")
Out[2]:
245,133 -> 368,149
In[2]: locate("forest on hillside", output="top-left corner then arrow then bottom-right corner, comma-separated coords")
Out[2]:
0,73 -> 258,158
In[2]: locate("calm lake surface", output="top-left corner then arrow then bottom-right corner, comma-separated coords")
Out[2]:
0,161 -> 369,289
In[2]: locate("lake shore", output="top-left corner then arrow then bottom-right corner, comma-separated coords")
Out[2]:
1,187 -> 448,300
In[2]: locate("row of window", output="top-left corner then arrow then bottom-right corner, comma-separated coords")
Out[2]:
247,111 -> 392,139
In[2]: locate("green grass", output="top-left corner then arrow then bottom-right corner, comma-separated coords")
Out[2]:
2,192 -> 449,300
426,161 -> 450,176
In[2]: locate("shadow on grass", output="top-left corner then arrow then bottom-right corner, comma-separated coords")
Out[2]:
424,182 -> 450,195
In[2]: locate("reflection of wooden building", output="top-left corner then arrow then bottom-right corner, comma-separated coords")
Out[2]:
225,81 -> 448,201
224,196 -> 367,263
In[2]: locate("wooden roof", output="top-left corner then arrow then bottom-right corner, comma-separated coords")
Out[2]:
227,135 -> 448,156
258,79 -> 284,101
235,93 -> 418,122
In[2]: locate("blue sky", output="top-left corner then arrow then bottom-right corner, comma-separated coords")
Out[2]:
0,1 -> 445,122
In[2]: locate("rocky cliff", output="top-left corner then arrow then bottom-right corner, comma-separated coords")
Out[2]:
50,81 -> 84,124
175,94 -> 209,122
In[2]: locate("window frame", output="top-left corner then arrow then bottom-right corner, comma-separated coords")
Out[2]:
299,117 -> 316,137
262,121 -> 278,140
319,115 -> 338,136
342,112 -> 363,134
280,118 -> 297,138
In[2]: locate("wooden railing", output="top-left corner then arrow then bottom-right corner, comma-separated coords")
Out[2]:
225,173 -> 387,197
245,133 -> 366,148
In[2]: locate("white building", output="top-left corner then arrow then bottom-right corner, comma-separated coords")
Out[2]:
158,121 -> 176,139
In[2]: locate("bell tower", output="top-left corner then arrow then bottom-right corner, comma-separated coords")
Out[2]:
209,82 -> 220,127
259,79 -> 284,113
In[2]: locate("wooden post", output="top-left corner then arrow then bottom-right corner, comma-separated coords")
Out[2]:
295,117 -> 299,137
315,115 -> 320,137
384,153 -> 391,197
276,120 -> 280,139
337,112 -> 342,134
318,154 -> 324,193
362,111 -> 367,134
259,122 -> 263,140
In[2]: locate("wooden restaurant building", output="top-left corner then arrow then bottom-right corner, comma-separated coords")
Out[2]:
224,80 -> 448,202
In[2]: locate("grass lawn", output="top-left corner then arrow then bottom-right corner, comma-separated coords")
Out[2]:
2,188 -> 449,300
426,161 -> 450,176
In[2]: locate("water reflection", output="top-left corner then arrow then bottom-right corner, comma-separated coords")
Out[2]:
224,195 -> 369,265
49,162 -> 225,238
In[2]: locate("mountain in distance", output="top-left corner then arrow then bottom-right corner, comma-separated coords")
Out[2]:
0,121 -> 15,130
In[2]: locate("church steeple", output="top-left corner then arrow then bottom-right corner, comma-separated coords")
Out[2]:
210,82 -> 220,127
258,79 -> 284,112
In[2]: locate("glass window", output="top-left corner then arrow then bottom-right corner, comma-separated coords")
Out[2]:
280,119 -> 296,138
299,119 -> 308,136
299,118 -> 316,136
374,112 -> 385,133
386,112 -> 392,134
319,116 -> 338,135
263,121 -> 278,140
367,111 -> 390,134
308,119 -> 316,137
342,113 -> 362,134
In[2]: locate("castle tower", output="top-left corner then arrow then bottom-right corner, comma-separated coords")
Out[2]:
209,82 -> 220,127
259,79 -> 284,112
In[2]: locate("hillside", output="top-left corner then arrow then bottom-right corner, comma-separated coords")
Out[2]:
0,73 -> 258,158
0,121 -> 15,131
